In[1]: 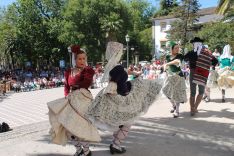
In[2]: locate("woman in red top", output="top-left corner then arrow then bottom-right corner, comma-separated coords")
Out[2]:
64,46 -> 95,156
64,49 -> 94,97
48,45 -> 100,156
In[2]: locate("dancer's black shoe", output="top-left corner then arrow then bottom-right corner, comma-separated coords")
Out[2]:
222,98 -> 225,103
110,144 -> 126,154
170,106 -> 176,113
173,112 -> 179,118
74,149 -> 84,156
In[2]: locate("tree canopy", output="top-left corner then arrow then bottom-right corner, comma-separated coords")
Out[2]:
196,21 -> 234,54
168,0 -> 200,50
153,0 -> 178,17
0,0 -> 156,69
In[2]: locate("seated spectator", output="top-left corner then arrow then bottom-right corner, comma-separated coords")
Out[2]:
61,77 -> 65,85
39,78 -> 45,89
147,66 -> 156,80
143,65 -> 150,79
52,77 -> 59,87
128,65 -> 142,80
23,81 -> 30,92
33,78 -> 40,90
42,77 -> 48,89
12,81 -> 21,92
48,78 -> 55,88
29,81 -> 36,91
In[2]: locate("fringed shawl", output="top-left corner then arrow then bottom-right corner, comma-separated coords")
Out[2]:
192,49 -> 214,86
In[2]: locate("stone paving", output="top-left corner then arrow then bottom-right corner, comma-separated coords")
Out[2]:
0,88 -> 61,127
0,87 -> 233,156
0,87 -> 102,128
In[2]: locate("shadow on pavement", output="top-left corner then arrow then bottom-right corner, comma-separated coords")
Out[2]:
125,116 -> 234,156
0,92 -> 15,102
28,154 -> 70,156
28,150 -> 114,156
187,108 -> 234,119
211,98 -> 234,104
36,114 -> 234,156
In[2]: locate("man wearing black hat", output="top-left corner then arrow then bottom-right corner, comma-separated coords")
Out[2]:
184,37 -> 218,116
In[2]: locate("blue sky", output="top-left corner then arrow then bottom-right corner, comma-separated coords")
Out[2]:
0,0 -> 219,8
198,0 -> 219,8
0,0 -> 15,7
149,0 -> 219,8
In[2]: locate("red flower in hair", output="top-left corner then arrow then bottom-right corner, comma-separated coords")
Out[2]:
71,45 -> 80,54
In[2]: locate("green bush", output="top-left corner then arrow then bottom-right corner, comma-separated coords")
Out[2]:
197,22 -> 234,54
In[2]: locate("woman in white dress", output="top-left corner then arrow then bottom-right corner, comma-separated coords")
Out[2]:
162,43 -> 187,118
217,44 -> 234,102
48,45 -> 100,156
88,65 -> 162,154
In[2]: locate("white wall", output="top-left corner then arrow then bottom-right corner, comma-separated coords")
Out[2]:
153,19 -> 173,59
152,13 -> 223,57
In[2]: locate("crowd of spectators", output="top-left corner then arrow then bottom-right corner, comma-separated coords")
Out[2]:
0,67 -> 65,93
0,61 -> 190,95
126,60 -> 190,83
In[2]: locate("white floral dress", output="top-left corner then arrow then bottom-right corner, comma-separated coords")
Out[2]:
87,78 -> 162,130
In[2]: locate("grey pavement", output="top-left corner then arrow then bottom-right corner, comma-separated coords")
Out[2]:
0,87 -> 234,156
0,88 -> 63,127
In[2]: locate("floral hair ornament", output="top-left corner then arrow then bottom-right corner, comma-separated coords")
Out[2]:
71,45 -> 81,54
70,44 -> 81,68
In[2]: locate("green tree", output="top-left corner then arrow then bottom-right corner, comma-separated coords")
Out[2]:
217,0 -> 234,15
59,0 -> 130,63
168,0 -> 200,50
196,22 -> 234,54
0,0 -> 156,66
0,5 -> 20,69
12,0 -> 66,68
217,0 -> 234,22
100,12 -> 123,42
154,0 -> 178,17
126,0 -> 155,61
128,0 -> 155,32
138,27 -> 153,60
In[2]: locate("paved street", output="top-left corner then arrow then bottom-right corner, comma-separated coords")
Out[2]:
0,87 -> 234,156
0,88 -> 64,127
0,87 -> 102,128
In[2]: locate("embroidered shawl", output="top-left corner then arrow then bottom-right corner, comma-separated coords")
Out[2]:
192,49 -> 214,86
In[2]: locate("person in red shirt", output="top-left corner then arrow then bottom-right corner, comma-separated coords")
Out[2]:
64,50 -> 94,97
64,45 -> 95,156
48,45 -> 99,156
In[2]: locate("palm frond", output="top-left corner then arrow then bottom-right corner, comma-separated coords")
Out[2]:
216,0 -> 231,15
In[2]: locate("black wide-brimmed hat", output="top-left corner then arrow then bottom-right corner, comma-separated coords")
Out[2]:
190,37 -> 204,43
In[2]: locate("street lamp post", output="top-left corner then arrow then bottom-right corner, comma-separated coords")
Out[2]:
134,51 -> 139,65
67,46 -> 72,67
130,47 -> 134,64
125,34 -> 130,68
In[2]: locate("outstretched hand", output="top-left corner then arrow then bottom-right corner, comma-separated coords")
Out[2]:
163,64 -> 167,72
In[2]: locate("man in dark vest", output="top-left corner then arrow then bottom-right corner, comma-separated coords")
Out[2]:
184,37 -> 218,116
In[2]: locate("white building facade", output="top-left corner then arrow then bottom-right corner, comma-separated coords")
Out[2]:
152,7 -> 223,59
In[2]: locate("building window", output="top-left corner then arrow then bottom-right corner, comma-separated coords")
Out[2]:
160,22 -> 167,32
